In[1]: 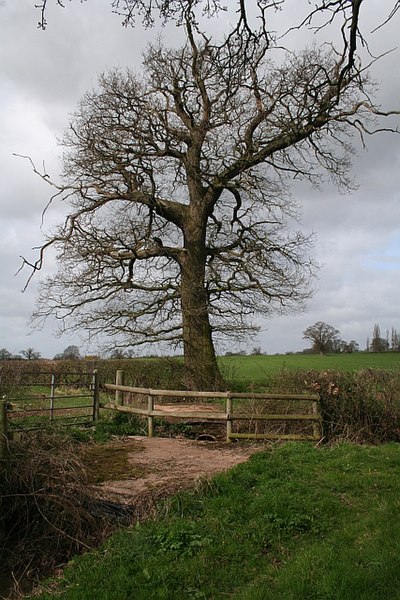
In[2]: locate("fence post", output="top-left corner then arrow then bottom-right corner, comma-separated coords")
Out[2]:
92,370 -> 100,421
147,394 -> 154,437
226,394 -> 232,443
115,369 -> 124,406
0,400 -> 8,461
49,373 -> 56,423
312,399 -> 321,438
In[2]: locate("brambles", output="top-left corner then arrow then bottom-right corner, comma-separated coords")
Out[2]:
0,433 -> 111,594
280,369 -> 400,443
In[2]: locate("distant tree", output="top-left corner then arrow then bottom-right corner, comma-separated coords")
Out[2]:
303,322 -> 340,355
251,347 -> 262,356
224,349 -> 248,356
0,348 -> 13,360
340,340 -> 359,353
348,340 -> 360,353
53,345 -> 81,360
370,324 -> 389,353
19,347 -> 41,360
108,348 -> 135,359
390,327 -> 400,352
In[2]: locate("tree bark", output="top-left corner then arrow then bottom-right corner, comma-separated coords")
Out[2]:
180,212 -> 223,391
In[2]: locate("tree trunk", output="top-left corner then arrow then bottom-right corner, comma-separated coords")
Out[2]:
180,219 -> 223,391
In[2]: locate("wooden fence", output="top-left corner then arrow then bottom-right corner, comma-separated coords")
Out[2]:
102,371 -> 322,443
0,369 -> 323,459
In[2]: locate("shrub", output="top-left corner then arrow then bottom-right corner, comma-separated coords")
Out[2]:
268,369 -> 400,443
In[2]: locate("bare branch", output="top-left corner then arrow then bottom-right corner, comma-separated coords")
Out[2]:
24,3 -> 399,388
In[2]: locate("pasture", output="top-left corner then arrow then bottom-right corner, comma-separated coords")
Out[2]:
219,352 -> 400,388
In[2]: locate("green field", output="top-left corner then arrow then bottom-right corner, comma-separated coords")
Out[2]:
32,442 -> 400,600
219,352 -> 400,387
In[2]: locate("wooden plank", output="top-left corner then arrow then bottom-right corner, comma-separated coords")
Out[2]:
0,400 -> 7,460
148,410 -> 227,420
104,384 -> 151,395
102,405 -> 322,423
148,394 -> 154,437
104,383 -> 228,399
228,392 -> 319,401
226,396 -> 233,443
228,433 -> 321,441
92,370 -> 100,421
101,403 -> 227,420
101,403 -> 148,415
312,400 -> 322,438
115,369 -> 124,406
231,413 -> 322,421
104,384 -> 318,402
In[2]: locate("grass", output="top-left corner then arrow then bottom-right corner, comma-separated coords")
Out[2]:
219,352 -> 400,389
31,442 -> 400,600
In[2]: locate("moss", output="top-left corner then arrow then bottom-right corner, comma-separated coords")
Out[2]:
81,442 -> 146,484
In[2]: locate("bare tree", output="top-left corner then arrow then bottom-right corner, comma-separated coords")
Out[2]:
370,324 -> 389,353
34,0 -> 400,35
23,5 -> 399,389
303,322 -> 341,355
19,348 -> 41,360
0,349 -> 13,361
53,345 -> 81,360
390,327 -> 400,352
34,0 -> 400,85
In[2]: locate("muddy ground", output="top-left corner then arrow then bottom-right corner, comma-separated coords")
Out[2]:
94,436 -> 263,506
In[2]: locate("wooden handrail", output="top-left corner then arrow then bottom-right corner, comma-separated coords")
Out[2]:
103,375 -> 322,443
104,383 -> 318,402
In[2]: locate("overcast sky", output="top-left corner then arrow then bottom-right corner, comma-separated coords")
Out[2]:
1,0 -> 400,358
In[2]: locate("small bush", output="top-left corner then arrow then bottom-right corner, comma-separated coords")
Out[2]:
67,413 -> 146,443
92,413 -> 146,441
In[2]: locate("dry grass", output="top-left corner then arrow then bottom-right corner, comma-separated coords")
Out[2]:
0,433 -> 114,598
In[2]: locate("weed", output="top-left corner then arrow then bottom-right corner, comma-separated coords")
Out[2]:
151,523 -> 210,557
68,413 -> 146,443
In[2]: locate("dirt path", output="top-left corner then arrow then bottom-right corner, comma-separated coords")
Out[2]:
96,436 -> 262,506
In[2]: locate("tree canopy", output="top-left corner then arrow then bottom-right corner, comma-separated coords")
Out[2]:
303,321 -> 341,355
24,1 -> 400,389
19,348 -> 41,360
53,345 -> 81,360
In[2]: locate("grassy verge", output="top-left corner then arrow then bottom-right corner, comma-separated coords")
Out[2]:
32,442 -> 400,600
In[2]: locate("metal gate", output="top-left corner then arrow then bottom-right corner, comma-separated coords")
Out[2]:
4,370 -> 99,436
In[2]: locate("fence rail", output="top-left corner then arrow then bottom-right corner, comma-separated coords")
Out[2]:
0,369 -> 322,460
102,375 -> 322,442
